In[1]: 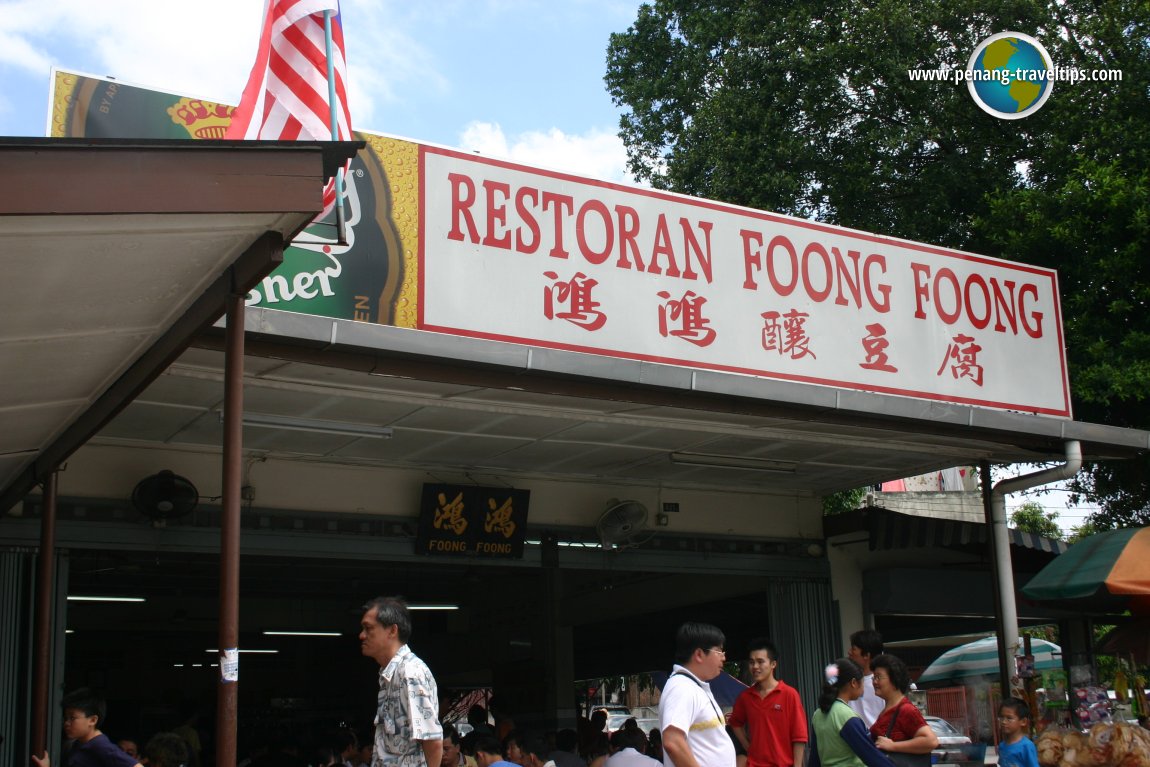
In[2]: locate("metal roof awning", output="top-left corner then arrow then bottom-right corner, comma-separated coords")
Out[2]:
0,137 -> 362,511
825,506 -> 1068,557
86,305 -> 1144,500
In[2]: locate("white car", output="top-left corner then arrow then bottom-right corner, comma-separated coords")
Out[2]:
927,716 -> 979,765
926,716 -> 971,746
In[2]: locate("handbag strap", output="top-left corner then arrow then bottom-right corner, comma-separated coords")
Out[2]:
885,699 -> 902,738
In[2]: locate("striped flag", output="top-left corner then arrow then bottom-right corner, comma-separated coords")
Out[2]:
226,0 -> 353,219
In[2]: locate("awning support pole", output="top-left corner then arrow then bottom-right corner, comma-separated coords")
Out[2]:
988,440 -> 1082,694
215,291 -> 245,767
31,471 -> 58,764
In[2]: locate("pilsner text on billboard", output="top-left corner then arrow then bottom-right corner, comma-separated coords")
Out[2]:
907,31 -> 1122,119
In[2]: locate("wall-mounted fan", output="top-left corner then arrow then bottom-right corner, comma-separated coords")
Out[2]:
596,499 -> 653,550
131,470 -> 199,521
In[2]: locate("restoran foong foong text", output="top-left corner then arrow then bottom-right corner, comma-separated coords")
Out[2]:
422,153 -> 1065,415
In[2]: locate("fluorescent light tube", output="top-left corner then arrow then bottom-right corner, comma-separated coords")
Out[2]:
406,604 -> 459,611
263,631 -> 342,637
205,648 -> 279,654
669,452 -> 797,473
228,411 -> 393,439
67,596 -> 146,603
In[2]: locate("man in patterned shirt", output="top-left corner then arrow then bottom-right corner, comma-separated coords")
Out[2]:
360,596 -> 444,767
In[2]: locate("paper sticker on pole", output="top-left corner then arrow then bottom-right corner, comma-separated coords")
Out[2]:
220,648 -> 239,683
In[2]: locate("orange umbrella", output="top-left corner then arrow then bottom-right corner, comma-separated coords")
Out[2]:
1022,527 -> 1150,614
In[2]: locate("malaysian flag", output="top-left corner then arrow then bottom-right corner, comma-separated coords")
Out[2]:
226,0 -> 353,219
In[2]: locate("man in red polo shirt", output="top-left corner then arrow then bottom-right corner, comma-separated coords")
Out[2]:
729,639 -> 807,767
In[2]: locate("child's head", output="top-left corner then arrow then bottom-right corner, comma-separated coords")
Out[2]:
999,697 -> 1030,739
818,657 -> 865,713
61,688 -> 105,744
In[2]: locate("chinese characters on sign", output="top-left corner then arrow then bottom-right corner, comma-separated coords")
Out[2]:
420,148 -> 1070,417
761,309 -> 815,360
937,333 -> 984,386
543,271 -> 606,330
415,484 -> 530,558
658,290 -> 716,347
860,323 -> 897,373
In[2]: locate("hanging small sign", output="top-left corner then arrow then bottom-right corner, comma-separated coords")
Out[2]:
415,484 -> 530,558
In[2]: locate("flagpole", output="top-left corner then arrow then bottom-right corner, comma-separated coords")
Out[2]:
324,9 -> 347,245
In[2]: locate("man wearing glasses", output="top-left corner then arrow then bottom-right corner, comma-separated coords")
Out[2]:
360,596 -> 444,767
659,622 -> 736,767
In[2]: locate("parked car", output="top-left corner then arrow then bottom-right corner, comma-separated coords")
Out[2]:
634,717 -> 660,734
605,713 -> 632,733
594,705 -> 633,732
927,716 -> 978,765
926,716 -> 971,746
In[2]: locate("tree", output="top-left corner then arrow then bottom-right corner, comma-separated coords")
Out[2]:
823,487 -> 868,515
606,0 -> 1150,528
1009,501 -> 1062,538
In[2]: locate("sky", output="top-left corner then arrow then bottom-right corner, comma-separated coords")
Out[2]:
0,1 -> 1106,536
0,0 -> 640,181
994,466 -> 1100,537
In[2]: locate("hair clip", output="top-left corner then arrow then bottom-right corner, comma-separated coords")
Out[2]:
825,663 -> 840,685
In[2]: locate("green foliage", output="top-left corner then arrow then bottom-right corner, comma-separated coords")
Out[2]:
1009,501 -> 1062,539
823,487 -> 868,515
1021,624 -> 1057,643
1067,519 -> 1101,544
606,0 -> 1150,528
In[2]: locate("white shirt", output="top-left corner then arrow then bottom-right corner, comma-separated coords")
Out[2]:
846,673 -> 884,728
660,664 -> 736,767
607,748 -> 662,767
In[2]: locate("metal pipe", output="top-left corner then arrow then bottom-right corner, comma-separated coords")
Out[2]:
215,292 -> 245,767
31,472 -> 57,765
323,8 -> 347,244
981,460 -> 1009,696
989,440 -> 1082,692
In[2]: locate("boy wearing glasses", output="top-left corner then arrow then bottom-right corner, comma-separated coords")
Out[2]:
659,622 -> 735,767
996,698 -> 1038,767
32,688 -> 142,767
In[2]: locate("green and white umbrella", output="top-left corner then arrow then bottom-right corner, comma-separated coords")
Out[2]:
916,636 -> 1062,685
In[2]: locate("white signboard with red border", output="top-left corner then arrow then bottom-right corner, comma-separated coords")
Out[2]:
418,146 -> 1071,418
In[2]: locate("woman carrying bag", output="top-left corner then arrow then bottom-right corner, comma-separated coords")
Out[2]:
869,654 -> 939,767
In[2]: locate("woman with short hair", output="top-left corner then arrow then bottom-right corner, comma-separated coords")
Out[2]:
869,654 -> 939,762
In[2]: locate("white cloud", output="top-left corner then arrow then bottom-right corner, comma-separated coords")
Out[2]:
0,0 -> 264,101
339,0 -> 450,129
459,121 -> 635,184
0,0 -> 452,131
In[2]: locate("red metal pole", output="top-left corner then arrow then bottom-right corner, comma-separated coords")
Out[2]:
30,472 -> 57,766
216,293 -> 245,767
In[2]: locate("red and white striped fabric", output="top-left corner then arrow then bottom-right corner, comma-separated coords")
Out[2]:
226,0 -> 353,219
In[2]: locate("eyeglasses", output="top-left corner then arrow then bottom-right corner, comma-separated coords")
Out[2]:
708,646 -> 726,656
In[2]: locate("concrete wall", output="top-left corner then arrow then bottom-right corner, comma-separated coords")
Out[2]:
40,442 -> 826,540
869,490 -> 985,523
